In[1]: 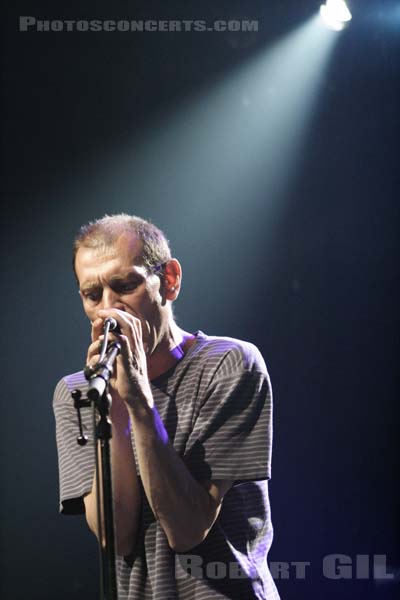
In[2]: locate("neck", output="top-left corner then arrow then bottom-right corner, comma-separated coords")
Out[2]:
147,320 -> 194,381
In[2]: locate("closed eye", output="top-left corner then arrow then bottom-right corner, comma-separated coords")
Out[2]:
82,289 -> 102,303
113,280 -> 141,294
80,276 -> 143,303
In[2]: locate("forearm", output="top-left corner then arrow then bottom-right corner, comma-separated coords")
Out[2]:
85,404 -> 141,556
128,401 -> 216,553
110,413 -> 142,555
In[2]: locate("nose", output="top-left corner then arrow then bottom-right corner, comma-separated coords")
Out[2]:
100,287 -> 126,311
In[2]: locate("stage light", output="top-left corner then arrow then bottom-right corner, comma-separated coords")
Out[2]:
320,0 -> 352,31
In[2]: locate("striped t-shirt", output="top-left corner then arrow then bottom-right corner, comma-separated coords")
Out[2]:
53,331 -> 280,600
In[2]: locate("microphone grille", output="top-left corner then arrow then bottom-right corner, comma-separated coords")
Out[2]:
104,317 -> 120,333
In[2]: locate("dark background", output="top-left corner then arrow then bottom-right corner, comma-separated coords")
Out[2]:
1,1 -> 399,598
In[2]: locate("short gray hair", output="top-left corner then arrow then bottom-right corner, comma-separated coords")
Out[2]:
73,213 -> 171,280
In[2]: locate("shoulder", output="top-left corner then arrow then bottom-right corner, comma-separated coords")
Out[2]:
191,331 -> 268,378
53,370 -> 88,409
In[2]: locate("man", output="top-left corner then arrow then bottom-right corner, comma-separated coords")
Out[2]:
54,213 -> 280,599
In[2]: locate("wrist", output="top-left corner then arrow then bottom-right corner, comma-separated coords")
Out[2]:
125,381 -> 154,413
110,393 -> 130,429
126,394 -> 154,423
127,401 -> 169,448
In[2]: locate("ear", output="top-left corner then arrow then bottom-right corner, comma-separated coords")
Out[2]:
162,259 -> 182,301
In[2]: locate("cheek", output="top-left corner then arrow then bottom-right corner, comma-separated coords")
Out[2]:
138,295 -> 164,329
82,303 -> 96,322
140,300 -> 159,326
137,286 -> 160,312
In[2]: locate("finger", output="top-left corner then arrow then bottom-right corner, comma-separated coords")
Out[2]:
86,350 -> 100,367
91,318 -> 104,342
117,335 -> 146,374
107,314 -> 145,357
97,309 -> 142,339
86,353 -> 101,371
86,336 -> 104,364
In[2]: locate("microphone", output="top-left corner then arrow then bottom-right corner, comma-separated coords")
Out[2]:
87,342 -> 121,401
103,317 -> 121,333
84,317 -> 122,399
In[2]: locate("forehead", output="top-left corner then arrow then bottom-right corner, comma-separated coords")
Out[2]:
75,234 -> 144,285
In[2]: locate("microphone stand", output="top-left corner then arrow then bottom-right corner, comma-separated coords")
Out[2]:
73,339 -> 121,600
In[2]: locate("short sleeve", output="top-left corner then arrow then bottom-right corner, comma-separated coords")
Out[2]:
182,343 -> 273,483
53,375 -> 96,514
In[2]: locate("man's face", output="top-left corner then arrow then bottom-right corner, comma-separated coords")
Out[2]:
74,233 -> 167,353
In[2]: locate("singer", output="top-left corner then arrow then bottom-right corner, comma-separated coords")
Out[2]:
53,214 -> 280,600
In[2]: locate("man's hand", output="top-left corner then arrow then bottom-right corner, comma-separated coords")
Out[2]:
86,308 -> 153,409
